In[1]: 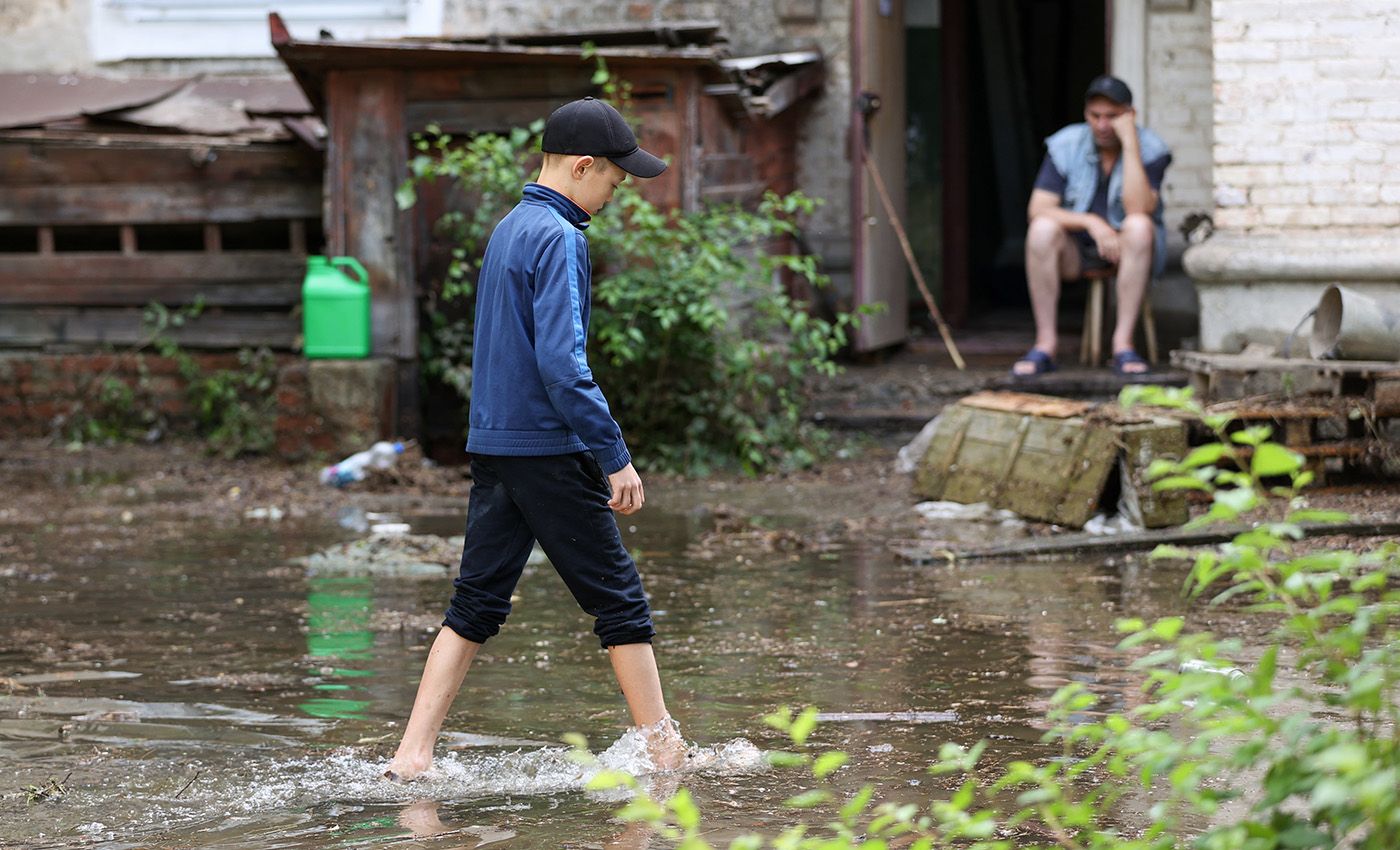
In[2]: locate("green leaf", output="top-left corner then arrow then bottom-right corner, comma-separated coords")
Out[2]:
1231,425 -> 1273,446
789,706 -> 819,745
1153,475 -> 1211,492
670,788 -> 701,830
765,751 -> 809,768
394,182 -> 417,210
812,751 -> 848,779
1251,443 -> 1303,477
783,789 -> 831,809
1182,443 -> 1230,469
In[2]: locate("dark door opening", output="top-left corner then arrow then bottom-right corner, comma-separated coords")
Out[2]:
936,0 -> 1107,330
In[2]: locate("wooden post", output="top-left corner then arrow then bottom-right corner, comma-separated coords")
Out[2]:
326,69 -> 420,438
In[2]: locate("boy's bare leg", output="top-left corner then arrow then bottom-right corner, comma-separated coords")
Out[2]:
385,628 -> 481,781
608,643 -> 685,769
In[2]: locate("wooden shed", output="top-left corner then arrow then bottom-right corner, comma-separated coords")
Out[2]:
0,74 -> 324,351
271,15 -> 823,436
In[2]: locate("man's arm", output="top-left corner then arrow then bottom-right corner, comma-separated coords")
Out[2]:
1112,109 -> 1158,216
1028,189 -> 1103,233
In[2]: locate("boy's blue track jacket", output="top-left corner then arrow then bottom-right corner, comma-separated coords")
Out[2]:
464,183 -> 632,475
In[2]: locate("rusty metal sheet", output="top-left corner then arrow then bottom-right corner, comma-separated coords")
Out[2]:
0,74 -> 185,129
184,77 -> 313,114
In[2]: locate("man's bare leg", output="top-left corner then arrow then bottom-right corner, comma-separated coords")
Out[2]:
1015,215 -> 1082,375
385,628 -> 481,781
608,643 -> 685,770
1111,213 -> 1154,372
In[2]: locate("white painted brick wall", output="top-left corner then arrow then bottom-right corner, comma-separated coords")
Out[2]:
1148,0 -> 1215,247
1211,0 -> 1400,234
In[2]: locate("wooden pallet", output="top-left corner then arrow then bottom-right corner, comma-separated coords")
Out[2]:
1169,351 -> 1400,483
1171,350 -> 1400,414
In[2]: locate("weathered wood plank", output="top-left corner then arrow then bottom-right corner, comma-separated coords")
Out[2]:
0,183 -> 321,225
0,307 -> 297,349
0,141 -> 322,186
404,98 -> 571,134
0,282 -> 299,307
404,67 -> 594,102
0,252 -> 304,280
959,390 -> 1094,418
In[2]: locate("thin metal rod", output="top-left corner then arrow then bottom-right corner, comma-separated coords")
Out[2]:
862,155 -> 967,370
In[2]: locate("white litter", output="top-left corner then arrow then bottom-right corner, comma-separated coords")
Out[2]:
895,414 -> 942,474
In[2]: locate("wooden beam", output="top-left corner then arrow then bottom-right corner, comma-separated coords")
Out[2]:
0,183 -> 322,226
326,68 -> 419,436
403,97 -> 571,135
0,252 -> 306,281
0,281 -> 300,307
203,223 -> 222,253
0,307 -> 297,349
120,225 -> 137,256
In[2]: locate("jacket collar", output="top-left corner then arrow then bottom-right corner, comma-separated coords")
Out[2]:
523,182 -> 591,230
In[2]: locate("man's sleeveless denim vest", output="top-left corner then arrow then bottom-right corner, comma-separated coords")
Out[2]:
1044,122 -> 1171,277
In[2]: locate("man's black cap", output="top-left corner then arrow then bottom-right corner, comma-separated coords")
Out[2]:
541,97 -> 667,178
1084,74 -> 1133,106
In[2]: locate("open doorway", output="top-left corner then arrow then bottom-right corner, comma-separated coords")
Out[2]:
936,0 -> 1108,330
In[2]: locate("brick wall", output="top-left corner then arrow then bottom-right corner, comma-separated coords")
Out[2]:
1147,0 -> 1214,247
443,0 -> 854,288
0,352 -> 393,460
1210,0 -> 1400,233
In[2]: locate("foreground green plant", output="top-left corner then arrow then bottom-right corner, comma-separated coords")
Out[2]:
399,125 -> 858,474
592,385 -> 1398,848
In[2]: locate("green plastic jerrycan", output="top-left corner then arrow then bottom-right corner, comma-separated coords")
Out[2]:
302,255 -> 371,359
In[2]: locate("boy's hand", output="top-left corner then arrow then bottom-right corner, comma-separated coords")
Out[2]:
607,463 -> 645,515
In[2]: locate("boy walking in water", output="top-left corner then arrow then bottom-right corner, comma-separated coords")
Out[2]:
385,97 -> 683,781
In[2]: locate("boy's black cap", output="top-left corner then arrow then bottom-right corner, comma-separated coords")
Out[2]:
1084,74 -> 1133,106
542,97 -> 667,178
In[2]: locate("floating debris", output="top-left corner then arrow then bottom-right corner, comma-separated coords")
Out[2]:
814,711 -> 958,724
12,670 -> 141,685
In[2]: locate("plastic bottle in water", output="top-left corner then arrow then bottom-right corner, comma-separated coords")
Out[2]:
1179,659 -> 1248,681
319,441 -> 406,487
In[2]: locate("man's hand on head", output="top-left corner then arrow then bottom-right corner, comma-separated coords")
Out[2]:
607,463 -> 645,515
1110,108 -> 1139,147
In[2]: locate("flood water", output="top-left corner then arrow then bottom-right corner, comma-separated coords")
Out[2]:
1,480 -> 1202,849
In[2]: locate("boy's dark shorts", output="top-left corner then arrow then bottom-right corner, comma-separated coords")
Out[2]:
442,452 -> 655,649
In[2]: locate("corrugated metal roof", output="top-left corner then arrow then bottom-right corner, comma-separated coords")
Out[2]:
0,74 -> 186,130
0,73 -> 316,140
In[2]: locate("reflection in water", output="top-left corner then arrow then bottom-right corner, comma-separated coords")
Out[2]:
301,576 -> 376,720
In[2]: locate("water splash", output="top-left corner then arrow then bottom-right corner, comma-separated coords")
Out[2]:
195,728 -> 765,813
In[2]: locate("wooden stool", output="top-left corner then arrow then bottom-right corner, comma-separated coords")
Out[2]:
1078,266 -> 1159,366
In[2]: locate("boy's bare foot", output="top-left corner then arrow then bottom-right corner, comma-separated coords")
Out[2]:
383,751 -> 432,783
640,715 -> 688,772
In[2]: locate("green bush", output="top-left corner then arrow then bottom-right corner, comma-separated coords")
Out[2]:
585,385 -> 1399,848
399,125 -> 859,475
63,301 -> 277,458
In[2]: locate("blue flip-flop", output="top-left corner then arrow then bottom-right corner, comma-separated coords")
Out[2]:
1011,348 -> 1057,378
1112,349 -> 1150,376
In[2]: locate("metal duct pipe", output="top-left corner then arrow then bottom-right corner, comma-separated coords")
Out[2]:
1309,285 -> 1400,361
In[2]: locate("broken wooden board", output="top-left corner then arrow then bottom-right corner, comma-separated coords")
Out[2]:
915,392 -> 1187,529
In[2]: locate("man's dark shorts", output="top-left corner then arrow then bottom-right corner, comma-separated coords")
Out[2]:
1074,231 -> 1114,273
442,452 -> 655,649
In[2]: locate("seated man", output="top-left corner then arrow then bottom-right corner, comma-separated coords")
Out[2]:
1013,75 -> 1172,376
